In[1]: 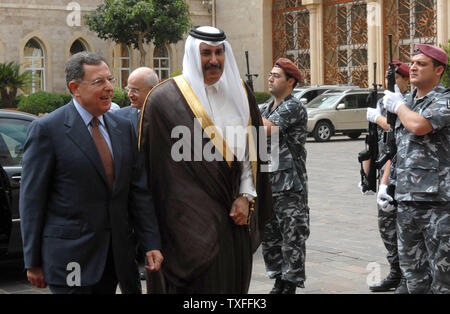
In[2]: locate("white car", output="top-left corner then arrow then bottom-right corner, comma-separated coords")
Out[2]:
306,89 -> 384,142
293,85 -> 358,105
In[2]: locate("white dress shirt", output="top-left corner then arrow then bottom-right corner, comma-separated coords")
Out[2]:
72,98 -> 114,159
205,83 -> 257,199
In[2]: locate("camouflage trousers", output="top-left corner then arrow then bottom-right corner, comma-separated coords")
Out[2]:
262,191 -> 310,286
397,201 -> 450,294
377,204 -> 400,272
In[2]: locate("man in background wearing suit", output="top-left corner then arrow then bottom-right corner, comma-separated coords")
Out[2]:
19,52 -> 163,294
115,67 -> 159,133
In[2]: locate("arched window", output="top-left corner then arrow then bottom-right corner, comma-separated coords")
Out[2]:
112,44 -> 130,89
23,38 -> 46,93
153,46 -> 170,80
70,39 -> 88,55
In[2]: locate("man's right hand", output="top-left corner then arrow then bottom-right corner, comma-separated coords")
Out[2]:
359,181 -> 374,195
377,184 -> 395,212
27,267 -> 47,288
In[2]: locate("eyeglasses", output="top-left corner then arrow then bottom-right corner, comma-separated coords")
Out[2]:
80,76 -> 116,87
125,86 -> 140,95
267,72 -> 282,79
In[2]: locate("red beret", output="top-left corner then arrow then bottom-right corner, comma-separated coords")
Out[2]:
414,44 -> 448,65
275,58 -> 302,83
392,60 -> 410,78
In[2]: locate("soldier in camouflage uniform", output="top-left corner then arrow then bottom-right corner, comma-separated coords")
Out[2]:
364,61 -> 410,293
383,44 -> 450,294
259,58 -> 309,294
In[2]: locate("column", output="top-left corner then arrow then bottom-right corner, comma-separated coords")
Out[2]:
261,0 -> 273,92
304,0 -> 323,85
366,0 -> 384,87
436,0 -> 449,47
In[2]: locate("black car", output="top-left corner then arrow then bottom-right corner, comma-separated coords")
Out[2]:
0,109 -> 37,260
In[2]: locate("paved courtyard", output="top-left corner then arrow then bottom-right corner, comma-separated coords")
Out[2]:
0,135 -> 392,294
249,136 -> 390,294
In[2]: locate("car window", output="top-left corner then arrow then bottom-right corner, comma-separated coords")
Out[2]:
357,94 -> 371,108
293,89 -> 307,99
302,90 -> 319,103
307,95 -> 341,109
342,95 -> 359,109
0,118 -> 31,167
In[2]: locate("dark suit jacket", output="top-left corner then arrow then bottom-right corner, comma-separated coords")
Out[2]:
114,106 -> 139,135
19,101 -> 160,293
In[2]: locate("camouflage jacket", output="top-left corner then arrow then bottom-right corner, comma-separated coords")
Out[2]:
376,91 -> 410,176
259,94 -> 308,194
392,83 -> 450,202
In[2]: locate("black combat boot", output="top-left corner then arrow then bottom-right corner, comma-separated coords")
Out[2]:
282,281 -> 297,294
269,276 -> 284,294
369,268 -> 402,292
394,277 -> 408,294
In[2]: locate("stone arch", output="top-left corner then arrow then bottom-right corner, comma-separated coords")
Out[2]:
20,32 -> 52,93
66,35 -> 92,59
152,45 -> 171,80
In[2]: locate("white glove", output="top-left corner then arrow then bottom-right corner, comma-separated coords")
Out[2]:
359,181 -> 375,195
366,107 -> 380,123
377,184 -> 395,212
383,85 -> 404,113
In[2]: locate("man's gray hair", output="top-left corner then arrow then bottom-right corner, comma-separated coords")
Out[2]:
143,69 -> 160,88
65,52 -> 109,93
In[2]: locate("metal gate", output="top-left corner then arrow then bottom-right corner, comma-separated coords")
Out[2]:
383,0 -> 437,67
272,0 -> 311,85
323,0 -> 368,87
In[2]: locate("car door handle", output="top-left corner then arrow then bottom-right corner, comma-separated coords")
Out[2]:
11,175 -> 21,183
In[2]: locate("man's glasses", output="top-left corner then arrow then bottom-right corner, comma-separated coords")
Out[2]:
125,86 -> 140,95
80,76 -> 116,87
267,72 -> 282,79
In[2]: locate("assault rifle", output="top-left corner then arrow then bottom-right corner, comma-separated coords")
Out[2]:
376,34 -> 397,168
376,34 -> 397,203
244,51 -> 258,92
358,62 -> 381,193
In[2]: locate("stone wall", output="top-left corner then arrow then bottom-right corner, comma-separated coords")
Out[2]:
215,0 -> 272,93
0,0 -> 211,93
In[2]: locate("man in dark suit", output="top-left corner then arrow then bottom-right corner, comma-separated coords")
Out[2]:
115,67 -> 159,133
19,52 -> 163,294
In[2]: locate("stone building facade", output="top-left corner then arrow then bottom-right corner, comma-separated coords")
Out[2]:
0,0 -> 211,94
0,0 -> 449,94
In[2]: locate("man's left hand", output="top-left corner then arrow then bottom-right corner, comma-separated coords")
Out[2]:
366,107 -> 380,124
383,85 -> 404,113
230,196 -> 249,225
144,250 -> 164,272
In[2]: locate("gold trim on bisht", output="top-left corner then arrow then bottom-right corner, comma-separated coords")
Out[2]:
137,78 -> 167,151
173,75 -> 234,167
241,80 -> 258,188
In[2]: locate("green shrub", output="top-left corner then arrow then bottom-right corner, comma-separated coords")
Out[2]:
112,87 -> 130,108
440,40 -> 450,88
254,91 -> 272,104
17,92 -> 67,115
59,93 -> 73,105
171,69 -> 182,77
